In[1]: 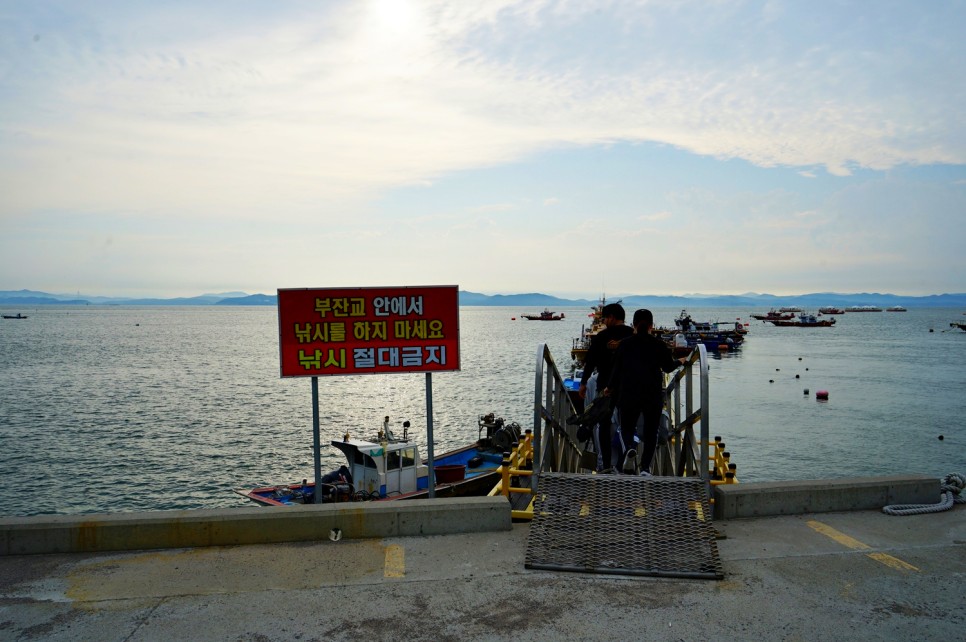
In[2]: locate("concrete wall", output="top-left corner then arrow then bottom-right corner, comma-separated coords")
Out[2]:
3,476 -> 945,555
713,475 -> 939,520
1,496 -> 512,556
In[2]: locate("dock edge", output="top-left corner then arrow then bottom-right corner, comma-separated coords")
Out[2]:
0,496 -> 512,556
713,475 -> 939,520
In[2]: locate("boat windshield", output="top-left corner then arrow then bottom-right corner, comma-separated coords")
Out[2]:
353,450 -> 378,470
401,447 -> 415,467
386,447 -> 417,470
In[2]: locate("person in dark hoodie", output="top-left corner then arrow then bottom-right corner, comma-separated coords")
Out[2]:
578,302 -> 634,472
604,308 -> 686,474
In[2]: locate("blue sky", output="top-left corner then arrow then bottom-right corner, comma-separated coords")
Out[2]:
2,0 -> 964,298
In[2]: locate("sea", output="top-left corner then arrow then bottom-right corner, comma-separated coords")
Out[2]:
1,305 -> 963,517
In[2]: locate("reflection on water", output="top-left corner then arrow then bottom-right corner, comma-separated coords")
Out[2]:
1,305 -> 963,516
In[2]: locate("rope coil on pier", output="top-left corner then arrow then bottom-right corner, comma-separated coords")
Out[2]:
882,473 -> 966,516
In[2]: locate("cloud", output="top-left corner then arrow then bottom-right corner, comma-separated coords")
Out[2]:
638,210 -> 671,222
0,1 -> 963,297
2,0 -> 963,224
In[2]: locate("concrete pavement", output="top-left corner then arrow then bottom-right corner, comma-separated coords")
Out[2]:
2,503 -> 964,641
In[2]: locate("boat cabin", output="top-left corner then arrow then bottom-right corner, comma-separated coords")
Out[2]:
330,437 -> 429,498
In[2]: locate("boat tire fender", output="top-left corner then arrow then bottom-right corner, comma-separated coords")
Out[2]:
491,423 -> 522,452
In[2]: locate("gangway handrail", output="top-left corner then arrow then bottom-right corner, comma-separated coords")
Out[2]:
497,341 -> 724,520
532,343 -> 590,487
534,342 -> 715,484
660,343 -> 711,489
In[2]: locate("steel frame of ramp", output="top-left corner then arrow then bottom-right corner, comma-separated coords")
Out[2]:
525,473 -> 724,580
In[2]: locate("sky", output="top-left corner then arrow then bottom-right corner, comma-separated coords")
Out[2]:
1,0 -> 964,299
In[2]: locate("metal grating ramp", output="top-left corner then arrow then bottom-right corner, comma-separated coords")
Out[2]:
525,473 -> 723,579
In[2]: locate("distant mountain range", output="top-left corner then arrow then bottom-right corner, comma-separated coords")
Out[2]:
1,289 -> 965,308
0,290 -> 276,306
459,291 -> 966,308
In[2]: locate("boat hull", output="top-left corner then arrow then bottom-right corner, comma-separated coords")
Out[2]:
769,320 -> 836,327
236,443 -> 503,506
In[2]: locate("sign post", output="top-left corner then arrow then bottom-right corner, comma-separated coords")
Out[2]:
425,372 -> 435,497
311,376 -> 321,502
277,285 -> 460,500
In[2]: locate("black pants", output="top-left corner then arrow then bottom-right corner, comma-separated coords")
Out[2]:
617,399 -> 663,473
597,413 -> 614,470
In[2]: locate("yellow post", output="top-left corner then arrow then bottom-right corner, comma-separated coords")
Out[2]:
500,452 -> 511,498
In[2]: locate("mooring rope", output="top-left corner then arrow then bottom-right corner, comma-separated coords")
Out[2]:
882,472 -> 966,516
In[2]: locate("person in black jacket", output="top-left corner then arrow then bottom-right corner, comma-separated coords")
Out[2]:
578,303 -> 634,471
604,309 -> 686,474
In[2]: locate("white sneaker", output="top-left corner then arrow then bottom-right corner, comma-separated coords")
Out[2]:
622,449 -> 639,475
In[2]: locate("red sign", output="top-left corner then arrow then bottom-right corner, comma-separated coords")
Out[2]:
277,285 -> 460,377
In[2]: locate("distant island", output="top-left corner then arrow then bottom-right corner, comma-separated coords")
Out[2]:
1,289 -> 965,308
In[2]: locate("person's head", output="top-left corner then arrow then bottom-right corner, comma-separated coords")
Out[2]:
632,308 -> 654,332
601,303 -> 625,326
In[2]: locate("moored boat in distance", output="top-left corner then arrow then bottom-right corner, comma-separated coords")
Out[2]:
886,305 -> 907,312
522,308 -> 565,321
751,309 -> 795,321
673,309 -> 747,334
658,309 -> 746,354
2,313 -> 28,319
950,322 -> 966,332
769,312 -> 836,327
818,307 -> 845,315
570,295 -> 613,365
847,305 -> 882,312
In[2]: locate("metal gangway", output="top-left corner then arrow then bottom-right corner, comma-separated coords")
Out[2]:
489,342 -> 737,521
489,342 -> 737,578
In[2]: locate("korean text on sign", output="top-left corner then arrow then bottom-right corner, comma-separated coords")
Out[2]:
277,286 -> 460,377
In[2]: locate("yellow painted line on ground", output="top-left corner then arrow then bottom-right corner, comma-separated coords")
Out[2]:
807,520 -> 870,550
384,544 -> 405,578
807,520 -> 919,572
866,552 -> 920,572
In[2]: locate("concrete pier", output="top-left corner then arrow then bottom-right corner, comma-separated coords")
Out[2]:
1,476 -> 963,641
713,474 -> 939,519
0,496 -> 511,556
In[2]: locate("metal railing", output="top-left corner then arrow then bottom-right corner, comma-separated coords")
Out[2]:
652,343 -> 738,487
493,341 -> 735,519
653,344 -> 708,482
531,343 -> 595,480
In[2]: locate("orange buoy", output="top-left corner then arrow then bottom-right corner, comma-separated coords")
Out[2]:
816,390 -> 829,400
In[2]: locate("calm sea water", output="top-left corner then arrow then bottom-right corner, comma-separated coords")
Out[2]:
1,305 -> 963,517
